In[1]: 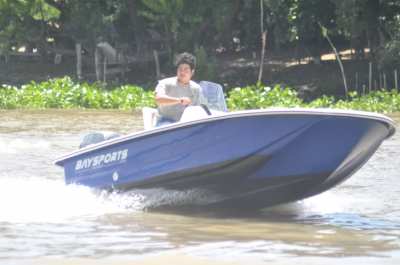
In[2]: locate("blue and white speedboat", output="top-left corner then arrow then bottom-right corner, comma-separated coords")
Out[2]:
55,83 -> 396,210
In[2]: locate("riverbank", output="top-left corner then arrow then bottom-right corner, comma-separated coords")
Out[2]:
0,51 -> 391,99
1,77 -> 400,113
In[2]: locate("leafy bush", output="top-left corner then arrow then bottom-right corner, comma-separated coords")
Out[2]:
1,77 -> 400,114
331,90 -> 400,113
227,84 -> 303,110
0,77 -> 156,110
227,84 -> 400,114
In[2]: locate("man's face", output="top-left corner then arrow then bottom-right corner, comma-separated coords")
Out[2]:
177,63 -> 194,84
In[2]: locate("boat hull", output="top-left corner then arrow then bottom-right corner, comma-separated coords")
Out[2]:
55,109 -> 395,210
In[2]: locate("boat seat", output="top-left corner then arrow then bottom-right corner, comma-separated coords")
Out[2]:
79,131 -> 120,148
199,81 -> 228,112
142,107 -> 160,130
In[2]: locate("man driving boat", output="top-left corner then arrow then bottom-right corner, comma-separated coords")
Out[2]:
155,52 -> 207,125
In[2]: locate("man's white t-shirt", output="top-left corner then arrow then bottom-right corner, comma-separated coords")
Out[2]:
155,77 -> 206,121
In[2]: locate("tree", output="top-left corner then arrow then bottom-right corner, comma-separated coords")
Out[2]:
320,23 -> 348,96
0,0 -> 60,55
335,0 -> 400,57
61,1 -> 117,46
139,0 -> 185,57
288,0 -> 337,63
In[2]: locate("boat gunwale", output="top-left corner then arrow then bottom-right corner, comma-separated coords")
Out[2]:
54,108 -> 396,165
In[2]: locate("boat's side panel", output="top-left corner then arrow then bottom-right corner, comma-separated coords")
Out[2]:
59,112 -> 393,209
62,115 -> 323,189
249,116 -> 383,179
64,111 -> 387,198
129,115 -> 390,209
303,118 -> 389,197
154,119 -> 390,210
242,116 -> 390,206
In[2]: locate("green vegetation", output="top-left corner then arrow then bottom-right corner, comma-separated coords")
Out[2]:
1,1 -> 400,69
0,77 -> 156,110
227,84 -> 400,114
2,1 -> 400,94
227,85 -> 303,109
1,77 -> 400,113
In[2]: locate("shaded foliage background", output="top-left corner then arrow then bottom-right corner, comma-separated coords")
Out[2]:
1,0 -> 400,96
1,0 -> 399,59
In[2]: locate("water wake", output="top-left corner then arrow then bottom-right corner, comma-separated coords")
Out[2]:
0,173 -> 227,223
0,175 -> 145,223
0,136 -> 51,154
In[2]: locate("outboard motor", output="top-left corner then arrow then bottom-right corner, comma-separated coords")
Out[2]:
79,131 -> 120,148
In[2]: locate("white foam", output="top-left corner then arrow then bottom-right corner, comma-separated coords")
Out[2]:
0,137 -> 51,154
0,175 -> 144,223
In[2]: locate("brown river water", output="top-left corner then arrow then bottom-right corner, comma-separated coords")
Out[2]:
0,110 -> 399,265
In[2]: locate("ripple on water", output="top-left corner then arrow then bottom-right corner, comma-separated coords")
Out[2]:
0,110 -> 399,262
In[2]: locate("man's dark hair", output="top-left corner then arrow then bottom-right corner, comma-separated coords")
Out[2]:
175,52 -> 196,70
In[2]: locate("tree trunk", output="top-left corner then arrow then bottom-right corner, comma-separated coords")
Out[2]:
153,50 -> 161,80
365,0 -> 382,54
258,31 -> 267,84
76,43 -> 82,80
257,0 -> 266,84
320,23 -> 348,97
219,0 -> 242,50
95,47 -> 102,82
126,0 -> 146,54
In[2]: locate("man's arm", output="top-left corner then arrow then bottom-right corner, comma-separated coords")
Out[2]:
155,94 -> 191,106
155,81 -> 191,106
